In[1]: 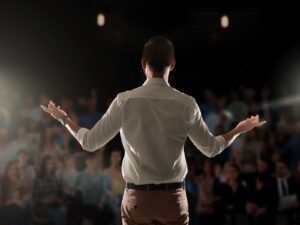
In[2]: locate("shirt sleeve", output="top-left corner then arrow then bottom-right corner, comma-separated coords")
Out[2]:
187,99 -> 227,157
76,95 -> 122,152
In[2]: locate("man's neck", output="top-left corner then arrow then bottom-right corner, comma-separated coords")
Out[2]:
146,67 -> 169,80
147,74 -> 168,81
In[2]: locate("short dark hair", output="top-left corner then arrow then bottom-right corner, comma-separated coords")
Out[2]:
142,36 -> 175,73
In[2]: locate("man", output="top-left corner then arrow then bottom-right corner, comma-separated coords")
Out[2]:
41,36 -> 266,225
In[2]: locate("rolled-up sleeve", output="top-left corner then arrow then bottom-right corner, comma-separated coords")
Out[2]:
76,95 -> 122,152
187,100 -> 227,158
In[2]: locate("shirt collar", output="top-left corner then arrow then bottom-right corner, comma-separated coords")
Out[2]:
142,78 -> 170,87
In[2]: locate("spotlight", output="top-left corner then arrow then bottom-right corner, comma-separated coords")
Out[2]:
97,13 -> 105,27
220,14 -> 229,29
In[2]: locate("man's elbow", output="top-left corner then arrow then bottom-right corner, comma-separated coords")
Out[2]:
200,146 -> 225,158
205,151 -> 218,158
77,129 -> 103,152
81,143 -> 99,152
80,137 -> 103,152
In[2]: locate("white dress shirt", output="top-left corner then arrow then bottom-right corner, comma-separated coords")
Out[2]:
76,78 -> 227,184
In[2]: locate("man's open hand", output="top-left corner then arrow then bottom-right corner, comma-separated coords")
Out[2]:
236,115 -> 267,133
41,100 -> 67,120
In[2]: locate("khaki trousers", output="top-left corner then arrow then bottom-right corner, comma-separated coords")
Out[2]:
121,187 -> 189,225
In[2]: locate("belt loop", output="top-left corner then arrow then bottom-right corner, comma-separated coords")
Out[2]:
183,180 -> 185,190
126,182 -> 129,191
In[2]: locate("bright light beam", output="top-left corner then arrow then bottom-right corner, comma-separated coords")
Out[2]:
260,95 -> 300,110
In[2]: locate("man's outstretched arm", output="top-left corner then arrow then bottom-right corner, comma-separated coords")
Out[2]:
41,97 -> 122,152
188,100 -> 266,158
221,115 -> 267,146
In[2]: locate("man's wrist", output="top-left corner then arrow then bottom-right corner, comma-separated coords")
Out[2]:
58,115 -> 70,126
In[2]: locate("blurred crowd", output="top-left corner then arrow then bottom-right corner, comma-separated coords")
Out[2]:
0,84 -> 300,225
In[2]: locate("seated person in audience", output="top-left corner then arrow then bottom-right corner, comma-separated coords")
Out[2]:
32,155 -> 67,225
61,153 -> 79,194
247,160 -> 271,225
35,126 -> 64,170
17,149 -> 36,202
103,148 -> 125,225
215,164 -> 254,225
75,153 -> 114,225
0,161 -> 29,225
267,158 -> 299,213
196,160 -> 216,225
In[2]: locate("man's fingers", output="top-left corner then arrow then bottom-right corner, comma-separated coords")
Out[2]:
257,121 -> 267,126
48,100 -> 56,108
41,105 -> 50,113
254,121 -> 267,127
48,101 -> 58,111
41,105 -> 55,117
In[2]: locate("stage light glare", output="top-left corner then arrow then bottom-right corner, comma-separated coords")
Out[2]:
221,14 -> 229,29
97,13 -> 105,27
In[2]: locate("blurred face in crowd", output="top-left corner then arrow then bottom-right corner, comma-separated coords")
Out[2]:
0,129 -> 9,146
7,162 -> 19,180
227,165 -> 239,182
203,160 -> 213,176
61,97 -> 73,112
40,95 -> 50,106
18,152 -> 29,166
214,163 -> 222,177
88,98 -> 98,113
46,158 -> 56,176
110,150 -> 122,167
272,152 -> 280,163
276,161 -> 288,178
257,160 -> 268,175
86,157 -> 97,171
17,127 -> 26,139
64,155 -> 75,170
44,127 -> 55,143
203,89 -> 215,103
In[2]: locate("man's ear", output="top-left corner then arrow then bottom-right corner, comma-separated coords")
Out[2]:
170,59 -> 176,71
141,58 -> 146,70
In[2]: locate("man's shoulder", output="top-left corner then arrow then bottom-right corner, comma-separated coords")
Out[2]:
115,88 -> 138,103
170,87 -> 196,105
116,86 -> 196,106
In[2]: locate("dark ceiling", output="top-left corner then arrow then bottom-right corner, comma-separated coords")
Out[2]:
0,0 -> 300,100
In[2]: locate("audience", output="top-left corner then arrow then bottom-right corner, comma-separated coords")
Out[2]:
0,86 -> 300,225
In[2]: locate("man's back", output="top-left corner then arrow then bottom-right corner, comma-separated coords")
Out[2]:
119,78 -> 195,184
